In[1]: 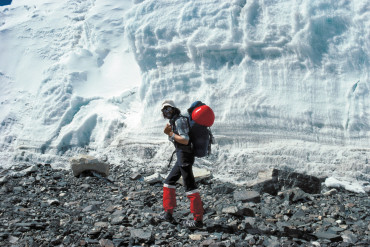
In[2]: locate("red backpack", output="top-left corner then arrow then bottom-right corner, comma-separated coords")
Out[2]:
187,101 -> 215,157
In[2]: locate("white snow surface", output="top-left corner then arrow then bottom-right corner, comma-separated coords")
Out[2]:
0,0 -> 369,191
325,177 -> 366,194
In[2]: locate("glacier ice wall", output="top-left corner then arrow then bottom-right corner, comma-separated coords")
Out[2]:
125,0 -> 369,144
0,0 -> 369,185
0,0 -> 141,168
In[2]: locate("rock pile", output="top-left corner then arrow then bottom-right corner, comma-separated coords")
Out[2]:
0,164 -> 369,246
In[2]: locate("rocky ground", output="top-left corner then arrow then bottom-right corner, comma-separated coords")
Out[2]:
0,163 -> 369,247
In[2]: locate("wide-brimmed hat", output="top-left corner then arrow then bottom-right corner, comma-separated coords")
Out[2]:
161,100 -> 177,110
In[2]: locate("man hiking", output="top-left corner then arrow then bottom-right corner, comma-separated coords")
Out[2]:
159,100 -> 204,229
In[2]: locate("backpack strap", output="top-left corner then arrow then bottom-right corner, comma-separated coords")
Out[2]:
169,114 -> 188,132
167,150 -> 177,168
207,127 -> 215,156
169,114 -> 192,152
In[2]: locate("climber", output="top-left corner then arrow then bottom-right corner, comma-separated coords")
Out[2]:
159,100 -> 204,229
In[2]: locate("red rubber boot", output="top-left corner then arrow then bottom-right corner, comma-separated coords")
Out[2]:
187,191 -> 204,222
163,184 -> 177,214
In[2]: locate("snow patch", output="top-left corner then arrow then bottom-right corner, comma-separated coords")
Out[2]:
325,177 -> 366,194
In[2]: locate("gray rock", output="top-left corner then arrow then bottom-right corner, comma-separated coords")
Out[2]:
11,165 -> 38,178
13,186 -> 23,192
189,233 -> 203,241
341,231 -> 358,244
278,169 -> 322,194
244,217 -> 256,227
233,190 -> 261,203
88,226 -> 101,235
50,236 -> 63,246
15,222 -> 47,230
130,172 -> 142,180
209,242 -> 227,247
80,184 -> 91,190
83,238 -> 100,244
82,204 -> 99,212
263,237 -> 280,247
213,183 -> 235,194
70,155 -> 110,177
94,222 -> 109,228
130,229 -> 153,242
247,169 -> 281,195
292,209 -> 306,219
47,199 -> 60,206
278,187 -> 313,203
144,173 -> 162,184
315,231 -> 343,242
62,236 -> 73,246
8,236 -> 19,244
201,239 -> 216,246
328,226 -> 345,233
99,239 -> 114,247
237,207 -> 255,217
247,168 -> 321,195
52,172 -> 63,179
244,234 -> 255,242
112,209 -> 125,216
0,176 -> 8,185
111,216 -> 125,225
222,206 -> 238,215
261,207 -> 274,217
323,188 -> 338,196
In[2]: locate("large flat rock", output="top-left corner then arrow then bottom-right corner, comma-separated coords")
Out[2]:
70,155 -> 110,177
247,168 -> 321,195
233,190 -> 261,203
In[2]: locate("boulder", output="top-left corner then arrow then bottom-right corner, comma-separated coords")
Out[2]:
247,169 -> 281,195
70,155 -> 109,177
278,187 -> 313,203
247,169 -> 321,195
277,169 -> 321,194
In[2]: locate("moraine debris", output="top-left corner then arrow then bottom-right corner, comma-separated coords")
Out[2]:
0,165 -> 368,246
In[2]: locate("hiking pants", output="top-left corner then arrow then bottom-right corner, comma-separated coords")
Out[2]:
163,149 -> 204,221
